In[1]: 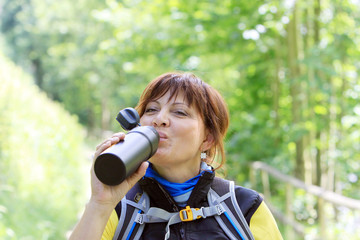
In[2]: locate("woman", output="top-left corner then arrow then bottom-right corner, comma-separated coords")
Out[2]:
69,72 -> 283,240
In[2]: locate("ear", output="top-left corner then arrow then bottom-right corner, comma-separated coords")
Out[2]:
201,132 -> 214,152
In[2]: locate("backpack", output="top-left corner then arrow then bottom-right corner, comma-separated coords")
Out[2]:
112,177 -> 255,240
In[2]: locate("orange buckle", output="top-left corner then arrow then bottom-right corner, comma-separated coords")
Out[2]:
179,206 -> 201,222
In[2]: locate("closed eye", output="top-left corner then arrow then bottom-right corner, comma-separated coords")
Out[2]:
174,110 -> 187,116
144,107 -> 158,113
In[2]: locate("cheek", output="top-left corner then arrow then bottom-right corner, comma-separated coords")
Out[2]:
139,116 -> 150,126
183,125 -> 204,144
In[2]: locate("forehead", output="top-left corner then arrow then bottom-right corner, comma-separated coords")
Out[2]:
150,90 -> 189,105
137,73 -> 206,117
147,75 -> 200,104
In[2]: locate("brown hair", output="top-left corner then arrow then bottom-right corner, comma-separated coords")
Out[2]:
136,72 -> 229,169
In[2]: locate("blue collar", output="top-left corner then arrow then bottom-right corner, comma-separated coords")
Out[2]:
144,162 -> 212,197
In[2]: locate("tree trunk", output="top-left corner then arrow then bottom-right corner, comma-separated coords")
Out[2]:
31,58 -> 44,89
313,0 -> 322,187
101,96 -> 111,131
287,1 -> 304,180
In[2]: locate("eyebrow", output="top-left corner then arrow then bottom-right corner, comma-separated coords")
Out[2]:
149,100 -> 188,106
173,102 -> 188,106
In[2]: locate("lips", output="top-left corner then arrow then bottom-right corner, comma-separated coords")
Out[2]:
157,131 -> 168,140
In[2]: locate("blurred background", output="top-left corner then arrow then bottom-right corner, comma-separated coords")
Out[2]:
0,0 -> 359,239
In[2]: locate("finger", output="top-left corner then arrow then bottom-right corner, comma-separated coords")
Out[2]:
95,140 -> 107,151
95,133 -> 125,150
112,132 -> 126,139
93,140 -> 111,159
108,133 -> 125,145
93,132 -> 127,160
126,162 -> 149,188
137,161 -> 149,176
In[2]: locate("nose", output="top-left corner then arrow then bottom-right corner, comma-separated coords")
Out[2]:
152,110 -> 169,127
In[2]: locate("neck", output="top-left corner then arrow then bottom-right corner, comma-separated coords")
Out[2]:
152,160 -> 201,183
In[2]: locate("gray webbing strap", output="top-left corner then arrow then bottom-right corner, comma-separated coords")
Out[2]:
125,199 -> 147,212
217,191 -> 232,203
112,196 -> 127,240
229,181 -> 255,240
164,213 -> 182,239
135,207 -> 174,224
164,205 -> 226,240
131,192 -> 150,240
208,188 -> 238,240
113,179 -> 254,240
133,204 -> 226,240
112,192 -> 150,240
209,183 -> 253,240
120,208 -> 140,240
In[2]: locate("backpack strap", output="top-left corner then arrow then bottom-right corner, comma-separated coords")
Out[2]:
113,178 -> 255,240
133,203 -> 227,240
112,196 -> 127,240
112,183 -> 150,240
209,177 -> 255,240
134,178 -> 255,240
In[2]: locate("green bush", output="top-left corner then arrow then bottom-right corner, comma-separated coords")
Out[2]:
0,53 -> 87,239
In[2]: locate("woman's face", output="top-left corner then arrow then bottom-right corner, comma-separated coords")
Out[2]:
140,91 -> 211,171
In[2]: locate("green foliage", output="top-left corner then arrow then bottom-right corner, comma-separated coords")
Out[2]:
1,0 -> 360,238
0,53 -> 87,239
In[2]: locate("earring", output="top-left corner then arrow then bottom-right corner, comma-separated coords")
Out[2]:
201,152 -> 207,160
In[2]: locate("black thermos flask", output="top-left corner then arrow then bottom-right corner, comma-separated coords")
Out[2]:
94,108 -> 159,185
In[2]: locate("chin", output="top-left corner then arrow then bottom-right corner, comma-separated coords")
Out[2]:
148,152 -> 170,165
